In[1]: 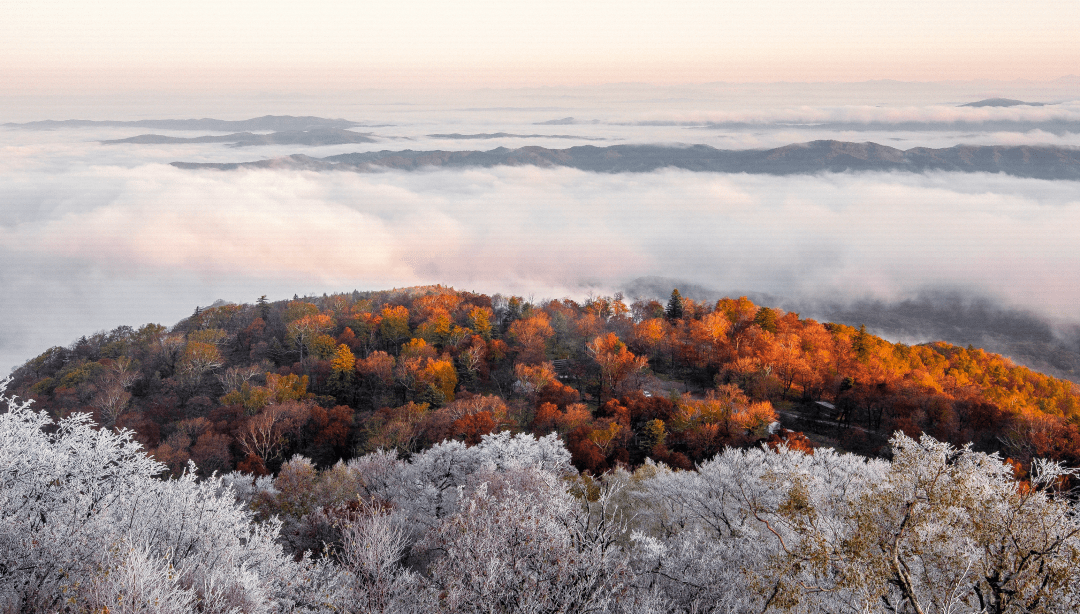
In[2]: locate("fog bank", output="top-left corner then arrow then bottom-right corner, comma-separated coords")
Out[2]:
3,161 -> 1078,375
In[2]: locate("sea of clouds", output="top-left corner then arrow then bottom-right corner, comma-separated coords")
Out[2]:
2,83 -> 1079,375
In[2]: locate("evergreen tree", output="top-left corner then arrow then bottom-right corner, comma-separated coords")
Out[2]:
256,294 -> 271,321
268,337 -> 287,366
852,324 -> 871,362
665,289 -> 684,320
752,307 -> 778,333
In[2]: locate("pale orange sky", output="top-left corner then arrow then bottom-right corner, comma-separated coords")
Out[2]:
2,0 -> 1078,92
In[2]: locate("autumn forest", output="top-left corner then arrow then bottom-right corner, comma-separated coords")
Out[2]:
9,285 -> 1080,479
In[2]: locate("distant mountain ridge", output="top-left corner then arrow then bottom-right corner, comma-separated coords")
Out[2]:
534,117 -> 601,125
5,115 -> 360,131
172,140 -> 1080,180
426,132 -> 605,140
102,128 -> 377,147
960,98 -> 1048,107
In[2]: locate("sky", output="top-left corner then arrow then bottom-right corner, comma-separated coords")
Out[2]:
1,1 -> 1080,376
2,0 -> 1079,92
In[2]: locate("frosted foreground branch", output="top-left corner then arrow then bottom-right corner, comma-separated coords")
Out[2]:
3,379 -> 1080,613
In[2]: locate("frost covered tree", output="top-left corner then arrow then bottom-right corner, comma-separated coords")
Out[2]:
389,430 -> 573,539
624,445 -> 886,612
329,498 -> 430,614
0,380 -> 340,613
9,370 -> 1078,614
771,434 -> 1080,614
418,467 -> 628,614
250,431 -> 576,562
624,435 -> 1080,614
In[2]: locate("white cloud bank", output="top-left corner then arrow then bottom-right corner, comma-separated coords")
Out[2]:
3,159 -> 1079,375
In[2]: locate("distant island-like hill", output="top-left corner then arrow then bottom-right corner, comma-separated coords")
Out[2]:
172,140 -> 1080,180
4,115 -> 361,131
960,98 -> 1048,107
102,128 -> 377,147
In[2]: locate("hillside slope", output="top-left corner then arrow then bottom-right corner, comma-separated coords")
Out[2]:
10,287 -> 1080,477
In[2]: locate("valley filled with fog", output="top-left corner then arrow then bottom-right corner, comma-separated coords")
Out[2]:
2,81 -> 1079,377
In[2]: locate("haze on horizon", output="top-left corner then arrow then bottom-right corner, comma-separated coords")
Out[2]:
2,0 -> 1079,95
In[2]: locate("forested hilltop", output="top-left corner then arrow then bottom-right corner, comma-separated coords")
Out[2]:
10,285 -> 1080,476
6,285 -> 1080,613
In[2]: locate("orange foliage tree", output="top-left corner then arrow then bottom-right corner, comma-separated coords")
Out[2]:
589,333 -> 648,405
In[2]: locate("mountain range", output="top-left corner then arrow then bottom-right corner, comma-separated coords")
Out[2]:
172,140 -> 1080,180
426,132 -> 605,140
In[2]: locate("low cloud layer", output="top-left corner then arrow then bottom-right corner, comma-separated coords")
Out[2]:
638,100 -> 1080,126
3,157 -> 1079,375
4,85 -> 1080,376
